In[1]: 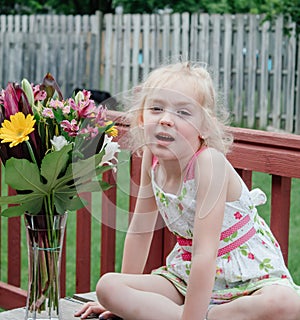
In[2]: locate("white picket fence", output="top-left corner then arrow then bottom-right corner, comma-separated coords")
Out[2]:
0,12 -> 299,133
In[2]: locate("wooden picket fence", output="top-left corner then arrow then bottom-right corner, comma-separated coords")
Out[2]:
0,12 -> 102,97
0,12 -> 299,133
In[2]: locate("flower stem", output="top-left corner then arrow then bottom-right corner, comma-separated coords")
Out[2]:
25,140 -> 37,164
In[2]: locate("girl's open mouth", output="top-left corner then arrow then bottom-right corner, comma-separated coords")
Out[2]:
155,133 -> 175,142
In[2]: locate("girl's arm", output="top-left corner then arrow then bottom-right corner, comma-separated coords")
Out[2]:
121,148 -> 159,274
182,148 -> 229,320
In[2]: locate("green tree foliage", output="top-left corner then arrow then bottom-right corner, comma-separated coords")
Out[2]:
0,0 -> 114,14
0,0 -> 299,33
113,0 -> 300,32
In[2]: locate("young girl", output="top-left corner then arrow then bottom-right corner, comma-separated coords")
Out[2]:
75,62 -> 300,320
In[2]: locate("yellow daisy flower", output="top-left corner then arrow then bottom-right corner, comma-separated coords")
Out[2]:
0,112 -> 36,147
105,121 -> 118,137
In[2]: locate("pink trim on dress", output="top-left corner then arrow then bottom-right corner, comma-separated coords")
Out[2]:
177,213 -> 256,261
219,215 -> 250,241
217,227 -> 256,257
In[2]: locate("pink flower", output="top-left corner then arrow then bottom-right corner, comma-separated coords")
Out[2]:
62,105 -> 70,115
234,211 -> 243,220
95,105 -> 107,126
42,108 -> 54,119
248,253 -> 255,260
50,100 -> 64,110
82,89 -> 92,100
79,125 -> 99,139
32,84 -> 47,101
69,96 -> 97,119
281,275 -> 288,279
61,119 -> 79,137
216,267 -> 223,275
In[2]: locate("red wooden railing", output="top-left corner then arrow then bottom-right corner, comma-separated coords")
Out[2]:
1,111 -> 300,310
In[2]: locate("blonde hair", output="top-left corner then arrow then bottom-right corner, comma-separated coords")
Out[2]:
125,61 -> 233,155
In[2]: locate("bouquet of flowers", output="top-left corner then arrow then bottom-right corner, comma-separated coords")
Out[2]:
0,73 -> 120,317
0,73 -> 119,216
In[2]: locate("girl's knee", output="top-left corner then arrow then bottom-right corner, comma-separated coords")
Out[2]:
96,272 -> 122,307
261,286 -> 300,318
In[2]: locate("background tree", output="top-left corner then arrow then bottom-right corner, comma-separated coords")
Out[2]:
112,0 -> 300,33
0,0 -> 299,33
0,0 -> 114,14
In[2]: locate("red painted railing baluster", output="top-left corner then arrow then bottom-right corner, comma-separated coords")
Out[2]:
270,175 -> 291,265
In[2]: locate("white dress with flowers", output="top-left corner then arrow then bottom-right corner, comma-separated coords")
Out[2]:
151,149 -> 300,304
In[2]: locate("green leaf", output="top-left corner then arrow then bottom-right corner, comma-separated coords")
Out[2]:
72,152 -> 105,180
65,197 -> 87,211
75,164 -> 112,186
232,231 -> 238,239
241,249 -> 247,256
75,180 -> 112,193
40,144 -> 73,189
1,205 -> 26,217
21,198 -> 44,214
54,193 -> 86,213
1,198 -> 43,217
53,165 -> 74,188
4,158 -> 45,193
0,193 -> 42,205
54,188 -> 78,200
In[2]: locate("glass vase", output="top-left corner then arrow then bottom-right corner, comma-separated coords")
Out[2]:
24,212 -> 68,320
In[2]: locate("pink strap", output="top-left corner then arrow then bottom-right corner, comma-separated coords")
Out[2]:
152,156 -> 159,169
184,146 -> 207,181
152,147 -> 208,179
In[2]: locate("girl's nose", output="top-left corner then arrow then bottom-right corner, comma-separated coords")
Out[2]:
159,112 -> 174,126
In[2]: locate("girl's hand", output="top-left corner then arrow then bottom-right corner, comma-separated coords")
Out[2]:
74,301 -> 116,319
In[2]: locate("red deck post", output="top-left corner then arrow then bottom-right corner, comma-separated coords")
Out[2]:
270,175 -> 291,265
101,170 -> 117,275
76,193 -> 92,292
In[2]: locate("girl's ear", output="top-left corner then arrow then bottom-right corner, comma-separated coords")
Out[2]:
199,135 -> 207,147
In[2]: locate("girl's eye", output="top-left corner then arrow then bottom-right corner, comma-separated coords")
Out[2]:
177,110 -> 191,116
149,106 -> 164,113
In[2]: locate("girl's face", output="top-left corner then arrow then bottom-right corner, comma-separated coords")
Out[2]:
141,79 -> 204,161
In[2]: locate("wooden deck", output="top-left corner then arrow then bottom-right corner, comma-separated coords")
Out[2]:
1,110 -> 300,310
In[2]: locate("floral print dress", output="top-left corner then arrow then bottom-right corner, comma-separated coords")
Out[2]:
151,149 -> 300,304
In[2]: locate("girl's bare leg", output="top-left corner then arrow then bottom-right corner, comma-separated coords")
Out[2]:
96,272 -> 184,320
207,285 -> 300,320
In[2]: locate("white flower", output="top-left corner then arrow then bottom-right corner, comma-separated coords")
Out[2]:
74,91 -> 84,104
50,135 -> 68,151
99,134 -> 120,170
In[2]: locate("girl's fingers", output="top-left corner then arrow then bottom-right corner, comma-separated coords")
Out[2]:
74,301 -> 104,318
